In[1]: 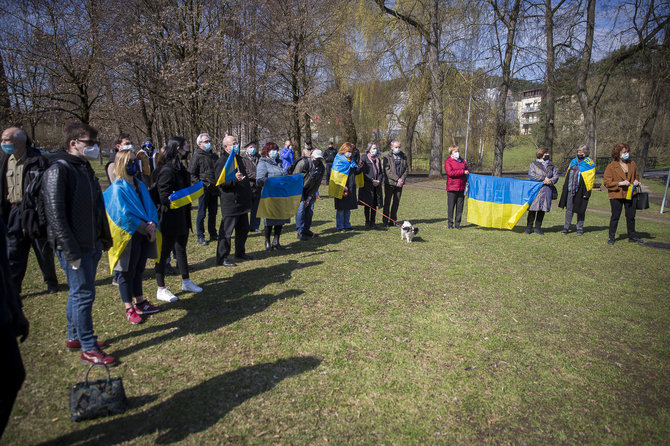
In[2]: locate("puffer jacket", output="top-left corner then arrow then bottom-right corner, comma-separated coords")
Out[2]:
42,151 -> 112,263
444,156 -> 468,191
189,148 -> 219,191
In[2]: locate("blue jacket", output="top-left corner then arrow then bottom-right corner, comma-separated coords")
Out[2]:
280,146 -> 294,170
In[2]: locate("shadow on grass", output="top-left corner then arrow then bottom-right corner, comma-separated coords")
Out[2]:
39,356 -> 321,445
104,260 -> 322,358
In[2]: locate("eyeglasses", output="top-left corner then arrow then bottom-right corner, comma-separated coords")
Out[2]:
77,138 -> 100,146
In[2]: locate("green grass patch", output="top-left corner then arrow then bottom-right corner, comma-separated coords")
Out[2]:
5,179 -> 670,444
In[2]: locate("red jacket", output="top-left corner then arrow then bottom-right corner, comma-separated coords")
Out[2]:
444,157 -> 468,191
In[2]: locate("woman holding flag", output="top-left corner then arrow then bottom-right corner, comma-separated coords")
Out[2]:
153,137 -> 202,301
603,143 -> 642,245
256,142 -> 290,250
103,150 -> 161,324
329,142 -> 363,232
558,144 -> 595,235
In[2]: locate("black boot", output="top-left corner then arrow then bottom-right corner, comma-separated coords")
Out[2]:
272,225 -> 285,250
525,211 -> 535,234
264,226 -> 272,251
534,211 -> 545,235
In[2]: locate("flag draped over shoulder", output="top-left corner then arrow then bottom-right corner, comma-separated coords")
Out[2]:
328,154 -> 358,199
257,174 -> 303,220
169,181 -> 204,209
568,157 -> 596,191
216,152 -> 237,186
466,174 -> 544,230
103,179 -> 161,274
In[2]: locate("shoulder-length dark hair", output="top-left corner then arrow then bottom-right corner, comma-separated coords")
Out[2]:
261,141 -> 278,158
163,136 -> 186,168
611,143 -> 629,161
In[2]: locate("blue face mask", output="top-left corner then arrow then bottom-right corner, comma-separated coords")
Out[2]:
621,152 -> 630,161
393,148 -> 401,155
203,143 -> 212,151
247,147 -> 256,156
125,162 -> 138,176
269,150 -> 278,159
231,145 -> 240,155
1,143 -> 16,155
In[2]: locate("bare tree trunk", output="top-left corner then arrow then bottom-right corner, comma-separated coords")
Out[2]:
0,53 -> 10,126
543,0 -> 557,155
427,0 -> 443,178
576,0 -> 596,152
404,111 -> 419,170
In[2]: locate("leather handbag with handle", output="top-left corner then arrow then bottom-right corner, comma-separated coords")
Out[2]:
69,364 -> 127,421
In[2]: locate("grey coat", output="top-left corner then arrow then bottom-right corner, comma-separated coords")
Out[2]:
528,160 -> 559,212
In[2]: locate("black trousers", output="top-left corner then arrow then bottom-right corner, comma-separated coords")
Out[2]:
447,191 -> 465,227
118,233 -> 150,304
6,206 -> 57,294
325,163 -> 332,185
196,189 -> 218,239
155,233 -> 189,287
383,184 -> 403,226
217,214 -> 249,263
609,197 -> 637,239
0,323 -> 25,437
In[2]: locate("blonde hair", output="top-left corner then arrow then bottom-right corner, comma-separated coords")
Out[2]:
338,142 -> 355,154
113,149 -> 135,183
448,145 -> 459,154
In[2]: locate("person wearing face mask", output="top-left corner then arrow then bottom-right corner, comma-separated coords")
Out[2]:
256,141 -> 290,249
153,136 -> 202,300
323,142 -> 337,185
280,139 -> 295,170
382,140 -> 408,227
332,142 -> 363,232
190,133 -> 220,245
359,142 -> 384,229
525,148 -> 559,235
103,149 -> 161,325
42,122 -> 115,366
106,133 -> 134,184
214,135 -> 252,265
0,127 -> 59,295
240,142 -> 261,232
444,145 -> 469,229
135,137 -> 152,186
603,143 -> 642,245
558,144 -> 595,235
294,149 -> 326,239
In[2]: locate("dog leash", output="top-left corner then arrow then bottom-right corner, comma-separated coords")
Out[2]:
357,199 -> 399,225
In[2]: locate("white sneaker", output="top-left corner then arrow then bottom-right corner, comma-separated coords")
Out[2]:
181,279 -> 202,293
156,288 -> 178,302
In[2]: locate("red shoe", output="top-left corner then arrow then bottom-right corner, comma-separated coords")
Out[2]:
66,339 -> 108,352
81,349 -> 117,367
135,299 -> 160,315
126,307 -> 142,325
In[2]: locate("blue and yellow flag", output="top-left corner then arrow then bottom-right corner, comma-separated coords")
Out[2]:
328,154 -> 358,199
625,184 -> 635,200
103,179 -> 161,274
257,174 -> 303,220
169,181 -> 204,209
215,152 -> 238,186
466,174 -> 544,229
568,156 -> 596,191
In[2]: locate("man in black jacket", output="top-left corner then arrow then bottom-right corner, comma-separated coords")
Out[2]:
323,142 -> 337,185
190,132 -> 220,245
0,127 -> 59,294
42,122 -> 115,367
294,150 -> 325,240
0,219 -> 29,438
214,135 -> 252,267
240,142 -> 261,232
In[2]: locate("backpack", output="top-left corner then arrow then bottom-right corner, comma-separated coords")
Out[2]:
21,159 -> 69,240
287,156 -> 309,175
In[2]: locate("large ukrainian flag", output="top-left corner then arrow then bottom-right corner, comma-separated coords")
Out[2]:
467,174 -> 544,229
257,174 -> 303,220
169,181 -> 204,209
568,156 -> 596,191
216,152 -> 237,186
103,179 -> 161,274
328,154 -> 358,199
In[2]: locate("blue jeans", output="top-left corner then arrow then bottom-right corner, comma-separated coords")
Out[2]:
56,243 -> 102,351
196,189 -> 218,239
336,210 -> 351,230
295,196 -> 315,235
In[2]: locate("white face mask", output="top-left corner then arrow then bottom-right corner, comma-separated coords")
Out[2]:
392,148 -> 401,154
370,149 -> 378,156
621,152 -> 630,161
122,144 -> 134,152
451,151 -> 460,160
345,152 -> 352,158
83,144 -> 100,160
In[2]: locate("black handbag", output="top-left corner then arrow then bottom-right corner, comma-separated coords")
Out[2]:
636,187 -> 650,210
69,364 -> 127,421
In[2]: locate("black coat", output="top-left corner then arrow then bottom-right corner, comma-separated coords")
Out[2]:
189,148 -> 219,191
334,163 -> 362,211
155,162 -> 192,236
558,166 -> 591,214
359,155 -> 383,208
0,146 -> 48,224
239,153 -> 260,199
214,152 -> 252,217
42,151 -> 112,262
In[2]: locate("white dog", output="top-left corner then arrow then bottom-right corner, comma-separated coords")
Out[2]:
400,221 -> 419,243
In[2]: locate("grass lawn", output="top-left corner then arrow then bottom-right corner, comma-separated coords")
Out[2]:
4,177 -> 670,444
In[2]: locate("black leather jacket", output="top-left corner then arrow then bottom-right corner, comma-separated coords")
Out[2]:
189,148 -> 219,191
0,146 -> 48,225
42,151 -> 112,262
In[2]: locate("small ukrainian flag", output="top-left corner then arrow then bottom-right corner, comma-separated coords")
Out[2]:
216,152 -> 238,186
169,181 -> 204,209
